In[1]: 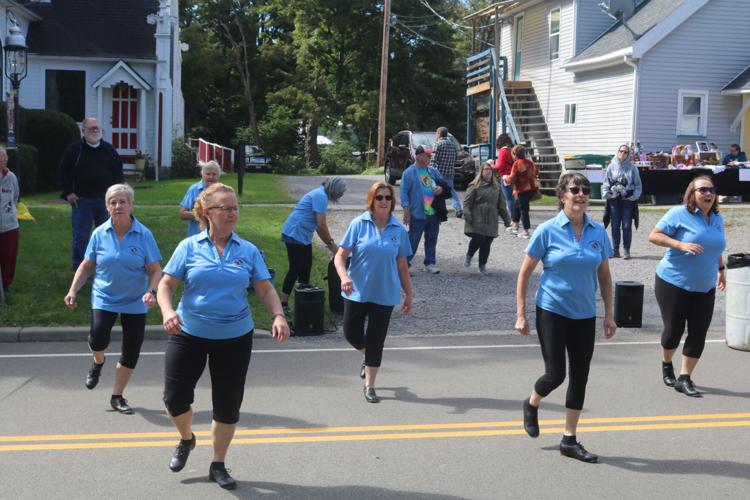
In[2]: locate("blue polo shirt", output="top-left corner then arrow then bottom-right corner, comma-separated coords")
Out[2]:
655,206 -> 725,292
163,231 -> 271,339
85,217 -> 162,314
281,185 -> 328,245
180,180 -> 205,236
339,212 -> 412,306
526,211 -> 613,319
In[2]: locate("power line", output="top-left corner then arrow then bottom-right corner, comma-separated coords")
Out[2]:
391,19 -> 463,53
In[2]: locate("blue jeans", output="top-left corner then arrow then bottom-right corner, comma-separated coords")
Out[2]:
448,178 -> 462,212
501,182 -> 515,219
608,198 -> 635,253
72,197 -> 108,268
408,214 -> 440,266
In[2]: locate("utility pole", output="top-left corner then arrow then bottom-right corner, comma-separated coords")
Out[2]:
376,0 -> 391,168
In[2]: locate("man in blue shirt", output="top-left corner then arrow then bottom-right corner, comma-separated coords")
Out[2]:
722,144 -> 747,165
400,146 -> 445,274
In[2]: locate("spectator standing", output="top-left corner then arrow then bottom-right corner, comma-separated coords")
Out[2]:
493,133 -> 515,220
179,161 -> 222,236
335,182 -> 413,403
602,144 -> 642,259
59,117 -> 124,269
433,127 -> 462,218
279,177 -> 346,316
504,145 -> 538,239
0,147 -> 19,299
648,175 -> 726,397
463,162 -> 501,274
400,146 -> 446,274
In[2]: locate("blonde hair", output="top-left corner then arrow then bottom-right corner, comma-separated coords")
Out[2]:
193,182 -> 236,230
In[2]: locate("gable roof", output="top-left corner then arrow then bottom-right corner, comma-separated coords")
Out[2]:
565,0 -> 710,72
23,0 -> 159,60
722,65 -> 750,94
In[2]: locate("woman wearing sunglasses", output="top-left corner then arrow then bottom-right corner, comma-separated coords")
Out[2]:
648,175 -> 725,397
516,172 -> 616,463
602,145 -> 642,259
334,182 -> 413,403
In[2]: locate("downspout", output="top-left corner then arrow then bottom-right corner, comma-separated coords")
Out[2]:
624,56 -> 639,143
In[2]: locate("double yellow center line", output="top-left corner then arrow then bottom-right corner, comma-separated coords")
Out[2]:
2,412 -> 749,452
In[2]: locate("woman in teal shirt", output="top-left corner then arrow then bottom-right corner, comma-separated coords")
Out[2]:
649,175 -> 726,397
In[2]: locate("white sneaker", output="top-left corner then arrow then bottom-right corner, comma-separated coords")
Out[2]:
425,264 -> 441,274
518,232 -> 531,239
509,227 -> 519,235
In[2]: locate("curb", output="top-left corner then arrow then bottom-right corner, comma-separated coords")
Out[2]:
0,326 -> 274,343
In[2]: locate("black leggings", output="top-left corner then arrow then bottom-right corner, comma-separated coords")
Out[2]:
343,299 -> 394,368
466,234 -> 495,266
534,307 -> 596,410
512,191 -> 533,230
283,242 -> 313,295
163,332 -> 253,424
89,309 -> 146,369
655,275 -> 715,358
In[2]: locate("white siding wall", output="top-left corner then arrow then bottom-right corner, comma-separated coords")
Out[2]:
636,0 -> 748,152
22,57 -> 158,159
512,0 -> 634,155
574,0 -> 617,55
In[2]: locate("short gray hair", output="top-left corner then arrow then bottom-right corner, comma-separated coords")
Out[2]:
105,183 -> 135,204
199,160 -> 222,175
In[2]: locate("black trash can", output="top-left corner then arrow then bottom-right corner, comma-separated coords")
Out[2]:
294,284 -> 325,336
614,281 -> 644,328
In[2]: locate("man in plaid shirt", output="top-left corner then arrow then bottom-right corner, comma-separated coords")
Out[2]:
433,127 -> 463,217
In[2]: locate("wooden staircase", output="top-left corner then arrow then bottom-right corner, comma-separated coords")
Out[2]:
502,81 -> 562,192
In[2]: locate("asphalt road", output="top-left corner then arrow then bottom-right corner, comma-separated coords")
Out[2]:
2,334 -> 749,499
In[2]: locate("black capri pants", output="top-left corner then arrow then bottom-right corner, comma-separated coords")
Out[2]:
343,299 -> 394,368
282,241 -> 313,295
534,307 -> 596,411
512,190 -> 534,230
89,309 -> 146,369
655,275 -> 715,358
163,331 -> 253,425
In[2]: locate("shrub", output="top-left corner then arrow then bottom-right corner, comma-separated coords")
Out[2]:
170,138 -> 198,179
19,109 -> 80,190
6,144 -> 39,195
274,155 -> 306,174
253,104 -> 302,161
319,142 -> 362,175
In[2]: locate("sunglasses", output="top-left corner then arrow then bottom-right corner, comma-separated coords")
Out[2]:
375,195 -> 393,201
568,186 -> 591,195
695,187 -> 716,195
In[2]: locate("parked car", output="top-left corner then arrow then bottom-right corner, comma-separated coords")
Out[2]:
245,145 -> 273,172
384,130 -> 476,188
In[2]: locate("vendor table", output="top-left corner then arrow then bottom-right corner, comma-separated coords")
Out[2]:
639,167 -> 750,196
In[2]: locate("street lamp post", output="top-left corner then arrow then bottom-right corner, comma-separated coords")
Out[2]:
5,23 -> 28,189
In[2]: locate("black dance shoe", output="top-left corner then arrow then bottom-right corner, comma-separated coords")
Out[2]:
522,398 -> 540,438
110,395 -> 134,414
364,385 -> 380,403
560,440 -> 598,463
674,376 -> 701,397
169,433 -> 196,472
85,360 -> 105,390
209,462 -> 237,490
359,360 -> 366,380
662,362 -> 676,387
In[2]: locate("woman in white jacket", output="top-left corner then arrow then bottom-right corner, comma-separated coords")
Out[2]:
602,145 -> 642,259
0,147 -> 19,299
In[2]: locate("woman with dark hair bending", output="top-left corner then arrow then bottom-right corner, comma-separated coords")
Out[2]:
516,172 -> 616,463
158,183 -> 290,489
648,175 -> 725,397
335,181 -> 413,403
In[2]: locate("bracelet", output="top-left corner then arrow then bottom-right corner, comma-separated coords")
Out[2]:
327,238 -> 335,245
149,289 -> 157,296
718,266 -> 725,271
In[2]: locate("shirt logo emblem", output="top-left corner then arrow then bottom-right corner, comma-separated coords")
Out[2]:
128,246 -> 141,255
590,241 -> 600,250
233,259 -> 245,267
390,235 -> 398,242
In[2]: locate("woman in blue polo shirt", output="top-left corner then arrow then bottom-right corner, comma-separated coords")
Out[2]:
334,181 -> 413,403
179,160 -> 221,236
280,176 -> 346,315
158,183 -> 290,490
64,183 -> 162,415
648,175 -> 726,398
515,172 -> 616,464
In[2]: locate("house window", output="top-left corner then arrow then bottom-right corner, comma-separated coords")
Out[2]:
45,70 -> 86,121
549,8 -> 561,60
677,90 -> 708,136
564,104 -> 576,124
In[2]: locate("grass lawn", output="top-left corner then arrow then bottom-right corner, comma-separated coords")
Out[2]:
20,172 -> 293,206
2,175 -> 331,329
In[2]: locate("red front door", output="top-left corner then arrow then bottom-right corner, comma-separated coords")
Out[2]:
111,83 -> 138,155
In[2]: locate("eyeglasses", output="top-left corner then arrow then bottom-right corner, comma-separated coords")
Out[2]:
84,126 -> 102,132
568,186 -> 591,195
375,195 -> 393,201
618,149 -> 629,154
695,187 -> 716,195
208,205 -> 240,213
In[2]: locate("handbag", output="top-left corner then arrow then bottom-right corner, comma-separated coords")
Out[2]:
529,188 -> 542,202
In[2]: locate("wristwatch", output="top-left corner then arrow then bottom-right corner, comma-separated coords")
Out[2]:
327,238 -> 335,245
149,289 -> 157,296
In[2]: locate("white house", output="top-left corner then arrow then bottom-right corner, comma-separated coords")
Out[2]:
473,0 -> 750,157
1,0 -> 184,167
